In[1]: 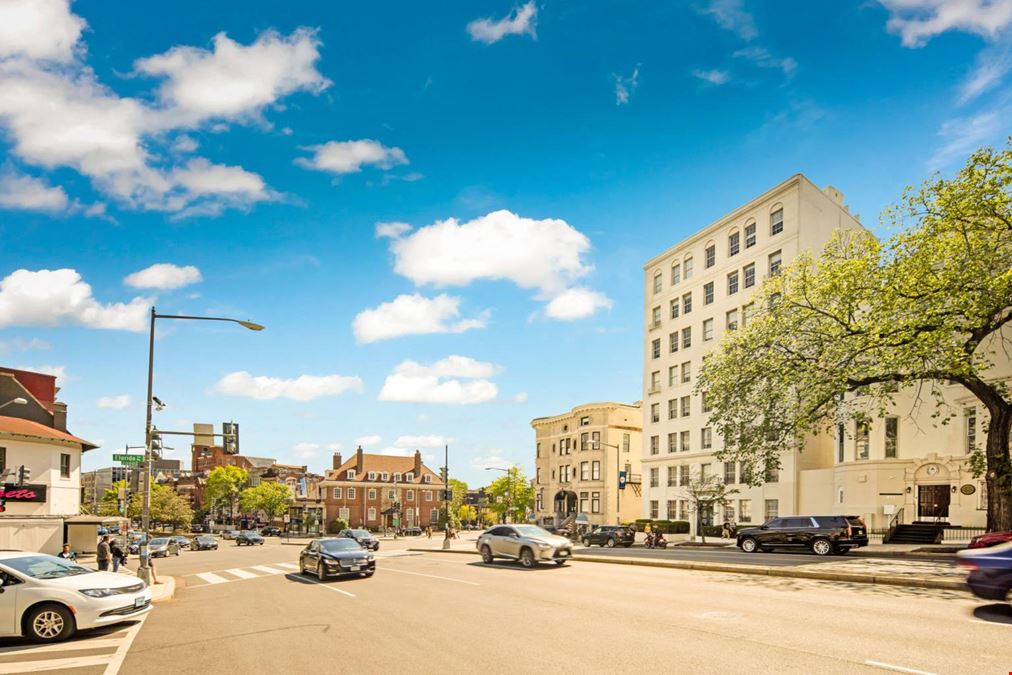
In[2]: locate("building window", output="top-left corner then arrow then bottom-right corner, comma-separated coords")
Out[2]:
653,272 -> 662,294
682,292 -> 692,315
536,443 -> 540,458
670,299 -> 680,320
668,399 -> 677,420
592,431 -> 600,447
425,490 -> 432,501
764,463 -> 779,483
591,492 -> 600,513
703,282 -> 714,305
770,208 -> 783,235
60,453 -> 70,478
649,500 -> 659,519
592,461 -> 600,480
702,392 -> 712,413
339,507 -> 350,521
347,469 -> 356,479
764,499 -> 779,520
745,221 -> 756,248
652,338 -> 661,359
581,432 -> 589,450
671,263 -> 681,285
704,244 -> 716,269
727,271 -> 739,295
856,421 -> 870,460
651,404 -> 660,423
668,366 -> 677,386
581,462 -> 590,481
388,489 -> 396,500
684,257 -> 694,279
739,499 -> 752,522
430,508 -> 439,523
680,431 -> 690,453
394,472 -> 402,482
332,487 -> 342,499
837,423 -> 845,463
741,462 -> 753,484
669,332 -> 679,353
678,465 -> 689,486
651,306 -> 661,328
681,361 -> 691,383
769,250 -> 782,276
649,468 -> 659,488
367,471 -> 376,481
424,474 -> 432,483
677,500 -> 688,520
726,309 -> 738,331
623,433 -> 630,453
966,408 -> 977,454
742,303 -> 755,326
666,466 -> 677,487
347,487 -> 357,499
703,318 -> 714,341
743,263 -> 755,288
701,427 -> 712,449
885,417 -> 898,458
724,462 -> 736,484
368,507 -> 377,521
651,371 -> 660,390
367,488 -> 377,500
667,432 -> 677,453
682,327 -> 692,349
650,436 -> 659,455
728,231 -> 740,257
701,463 -> 711,480
680,396 -> 691,417
667,499 -> 678,519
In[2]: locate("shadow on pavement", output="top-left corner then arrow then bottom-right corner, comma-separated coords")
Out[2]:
0,620 -> 142,650
465,561 -> 569,572
972,603 -> 1012,625
283,572 -> 365,585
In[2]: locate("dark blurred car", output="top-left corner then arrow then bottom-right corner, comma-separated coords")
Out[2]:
169,535 -> 191,550
968,531 -> 1012,549
261,526 -> 282,537
959,541 -> 1012,603
581,525 -> 635,548
192,535 -> 218,551
190,524 -> 206,533
338,528 -> 379,551
300,538 -> 375,580
148,537 -> 180,557
236,531 -> 264,546
402,527 -> 422,536
221,530 -> 240,540
737,515 -> 868,556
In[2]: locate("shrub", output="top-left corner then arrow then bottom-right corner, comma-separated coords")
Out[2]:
326,518 -> 349,534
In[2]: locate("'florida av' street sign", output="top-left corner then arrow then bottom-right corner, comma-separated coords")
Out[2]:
113,454 -> 143,464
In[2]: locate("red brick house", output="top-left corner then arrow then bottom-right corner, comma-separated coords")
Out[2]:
320,447 -> 446,530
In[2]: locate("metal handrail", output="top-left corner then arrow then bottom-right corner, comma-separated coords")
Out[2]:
883,506 -> 904,544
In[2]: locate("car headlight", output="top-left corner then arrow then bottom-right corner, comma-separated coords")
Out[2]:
537,542 -> 553,549
80,588 -> 124,598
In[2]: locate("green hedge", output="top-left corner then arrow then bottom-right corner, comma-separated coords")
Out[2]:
326,518 -> 349,534
632,519 -> 690,534
701,524 -> 750,538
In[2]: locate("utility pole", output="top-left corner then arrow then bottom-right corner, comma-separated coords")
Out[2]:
442,444 -> 450,551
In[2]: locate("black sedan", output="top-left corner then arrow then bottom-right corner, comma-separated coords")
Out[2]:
261,526 -> 282,536
236,531 -> 265,546
300,538 -> 376,579
338,528 -> 380,551
192,535 -> 219,551
581,525 -> 635,548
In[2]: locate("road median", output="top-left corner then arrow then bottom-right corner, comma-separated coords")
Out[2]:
407,548 -> 967,591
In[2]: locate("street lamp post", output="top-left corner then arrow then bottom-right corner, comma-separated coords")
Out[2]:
0,397 -> 28,412
138,306 -> 263,585
485,467 -> 512,524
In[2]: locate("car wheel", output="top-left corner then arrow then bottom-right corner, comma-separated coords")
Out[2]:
740,537 -> 759,553
812,538 -> 833,556
480,545 -> 494,564
519,547 -> 536,569
581,537 -> 590,546
25,604 -> 75,643
317,562 -> 326,580
606,538 -> 616,548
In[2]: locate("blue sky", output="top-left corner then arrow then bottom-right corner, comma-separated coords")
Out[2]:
0,0 -> 1008,486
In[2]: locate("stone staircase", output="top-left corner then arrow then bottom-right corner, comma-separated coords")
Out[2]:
886,523 -> 943,545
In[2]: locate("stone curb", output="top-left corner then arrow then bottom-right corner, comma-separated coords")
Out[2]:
150,576 -> 176,604
406,548 -> 967,591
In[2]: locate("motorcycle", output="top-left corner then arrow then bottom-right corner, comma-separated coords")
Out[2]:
644,531 -> 668,549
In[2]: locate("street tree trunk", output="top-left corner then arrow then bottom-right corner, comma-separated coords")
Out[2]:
985,407 -> 1012,532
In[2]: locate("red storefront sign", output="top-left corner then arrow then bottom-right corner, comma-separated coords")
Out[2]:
0,484 -> 47,502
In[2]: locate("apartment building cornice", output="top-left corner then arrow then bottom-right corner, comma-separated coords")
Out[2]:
531,401 -> 642,427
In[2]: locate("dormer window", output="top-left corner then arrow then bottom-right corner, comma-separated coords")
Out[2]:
424,475 -> 432,483
381,472 -> 390,481
405,472 -> 414,482
368,471 -> 377,481
394,472 -> 402,482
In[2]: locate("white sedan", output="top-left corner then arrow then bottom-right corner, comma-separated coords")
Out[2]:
0,552 -> 152,642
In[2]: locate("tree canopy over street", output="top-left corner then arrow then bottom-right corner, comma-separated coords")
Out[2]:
240,481 -> 294,522
486,466 -> 535,523
204,466 -> 249,521
698,142 -> 1012,530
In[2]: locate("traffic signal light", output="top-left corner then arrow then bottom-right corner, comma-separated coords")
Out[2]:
18,465 -> 30,486
439,466 -> 448,481
223,422 -> 239,454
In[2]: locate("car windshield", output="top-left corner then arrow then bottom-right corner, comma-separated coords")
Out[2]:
197,536 -> 214,542
350,530 -> 371,537
320,539 -> 362,552
149,538 -> 168,546
513,525 -> 553,537
2,555 -> 93,579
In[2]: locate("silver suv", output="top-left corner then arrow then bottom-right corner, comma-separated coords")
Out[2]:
476,525 -> 573,567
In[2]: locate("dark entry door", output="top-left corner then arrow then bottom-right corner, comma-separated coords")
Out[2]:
918,485 -> 950,519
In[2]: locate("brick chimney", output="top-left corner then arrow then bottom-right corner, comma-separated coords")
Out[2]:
332,452 -> 343,471
413,449 -> 422,476
355,445 -> 364,473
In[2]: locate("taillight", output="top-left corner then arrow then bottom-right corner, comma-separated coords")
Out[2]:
960,560 -> 978,571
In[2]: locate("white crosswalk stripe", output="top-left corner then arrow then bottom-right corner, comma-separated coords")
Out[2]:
224,568 -> 258,579
195,572 -> 229,585
250,565 -> 288,575
0,616 -> 146,674
275,563 -> 299,570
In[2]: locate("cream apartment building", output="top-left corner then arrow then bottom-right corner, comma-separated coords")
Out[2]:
641,175 -> 866,531
532,402 -> 642,528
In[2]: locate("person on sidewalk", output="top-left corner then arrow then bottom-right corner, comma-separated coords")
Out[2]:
96,535 -> 111,571
721,520 -> 733,539
110,539 -> 126,572
57,543 -> 77,561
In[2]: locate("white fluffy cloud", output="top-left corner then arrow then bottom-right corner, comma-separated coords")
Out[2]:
378,356 -> 499,405
693,69 -> 731,86
213,371 -> 363,401
134,28 -> 330,124
295,140 -> 408,175
355,435 -> 383,447
97,394 -> 131,409
124,263 -> 202,290
0,269 -> 150,331
469,452 -> 511,471
0,337 -> 49,353
958,46 -> 1011,104
880,0 -> 1012,47
928,109 -> 1005,169
699,0 -> 758,40
467,2 -> 538,44
17,364 -> 69,386
293,442 -> 320,459
0,0 -> 85,62
375,221 -> 412,239
352,293 -> 487,343
544,287 -> 613,320
0,171 -> 69,212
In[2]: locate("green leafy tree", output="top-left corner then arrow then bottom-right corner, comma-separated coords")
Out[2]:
204,466 -> 249,522
448,478 -> 468,511
698,142 -> 1012,530
240,481 -> 294,522
486,467 -> 535,523
681,471 -> 737,543
457,503 -> 477,524
98,480 -> 130,517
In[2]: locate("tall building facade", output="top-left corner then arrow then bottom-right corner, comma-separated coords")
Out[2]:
532,402 -> 643,528
641,175 -> 865,530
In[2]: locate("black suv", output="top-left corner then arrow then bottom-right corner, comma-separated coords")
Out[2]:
736,515 -> 868,556
580,525 -> 635,548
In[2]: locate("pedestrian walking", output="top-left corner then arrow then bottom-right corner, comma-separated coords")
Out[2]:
426,526 -> 432,539
721,519 -> 732,539
110,539 -> 126,572
57,543 -> 77,561
96,535 -> 111,571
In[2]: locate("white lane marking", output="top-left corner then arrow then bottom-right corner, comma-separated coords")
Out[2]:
0,638 -> 122,656
379,567 -> 479,586
275,563 -> 299,570
299,575 -> 356,598
103,615 -> 147,675
224,568 -> 258,580
251,565 -> 287,575
195,572 -> 229,585
374,551 -> 421,558
0,654 -> 113,673
865,660 -> 939,675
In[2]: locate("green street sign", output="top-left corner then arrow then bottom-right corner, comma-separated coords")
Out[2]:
113,454 -> 143,464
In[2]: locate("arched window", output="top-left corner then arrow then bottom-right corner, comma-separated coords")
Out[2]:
704,240 -> 716,269
770,203 -> 784,235
727,228 -> 740,257
652,270 -> 662,294
683,255 -> 694,280
744,219 -> 757,248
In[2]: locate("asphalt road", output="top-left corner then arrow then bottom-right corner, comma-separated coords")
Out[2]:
1,537 -> 1004,675
570,543 -> 960,567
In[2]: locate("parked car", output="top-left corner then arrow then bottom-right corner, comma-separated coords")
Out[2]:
221,530 -> 240,540
477,524 -> 573,568
338,529 -> 380,551
581,525 -> 635,548
261,526 -> 282,537
236,531 -> 264,546
402,526 -> 423,536
0,552 -> 152,642
169,535 -> 191,550
968,531 -> 1012,549
299,538 -> 375,580
127,536 -> 146,555
148,537 -> 180,558
192,535 -> 219,551
737,515 -> 868,556
190,524 -> 205,533
959,540 -> 1012,603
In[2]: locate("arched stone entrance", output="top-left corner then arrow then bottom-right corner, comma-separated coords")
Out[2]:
553,490 -> 577,523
